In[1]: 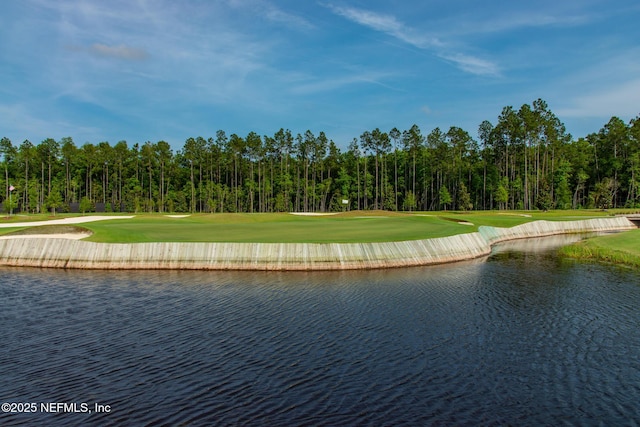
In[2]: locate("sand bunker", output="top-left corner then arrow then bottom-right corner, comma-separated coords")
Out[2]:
0,215 -> 132,240
0,215 -> 135,228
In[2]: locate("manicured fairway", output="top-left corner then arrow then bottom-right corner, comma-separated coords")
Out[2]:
79,213 -> 468,243
79,210 -> 623,243
0,210 -> 626,243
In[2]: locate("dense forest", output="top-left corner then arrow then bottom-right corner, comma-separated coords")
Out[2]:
1,99 -> 639,214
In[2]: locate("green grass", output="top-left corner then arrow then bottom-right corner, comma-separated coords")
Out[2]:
80,213 -> 469,243
77,210 -> 617,243
0,209 -> 621,243
559,228 -> 640,268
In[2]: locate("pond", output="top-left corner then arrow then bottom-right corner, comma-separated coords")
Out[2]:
1,235 -> 639,426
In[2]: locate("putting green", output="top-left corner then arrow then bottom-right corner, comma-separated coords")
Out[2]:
77,210 -> 612,243
79,213 -> 461,243
0,210 -> 621,244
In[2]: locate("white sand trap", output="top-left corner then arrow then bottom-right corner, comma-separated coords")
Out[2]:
165,215 -> 191,218
0,215 -> 135,228
289,212 -> 339,216
0,233 -> 92,240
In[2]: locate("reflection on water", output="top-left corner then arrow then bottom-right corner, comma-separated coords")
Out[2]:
0,235 -> 639,426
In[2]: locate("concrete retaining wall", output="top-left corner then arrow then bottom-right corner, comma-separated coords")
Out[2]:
478,217 -> 636,244
0,217 -> 635,271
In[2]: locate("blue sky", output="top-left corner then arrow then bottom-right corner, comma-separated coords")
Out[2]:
1,0 -> 639,150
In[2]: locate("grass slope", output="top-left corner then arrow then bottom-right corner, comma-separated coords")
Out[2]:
559,228 -> 640,268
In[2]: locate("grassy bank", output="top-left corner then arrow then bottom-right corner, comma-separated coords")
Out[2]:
559,229 -> 640,268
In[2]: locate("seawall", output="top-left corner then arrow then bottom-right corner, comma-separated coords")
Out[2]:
478,217 -> 636,244
0,217 -> 635,271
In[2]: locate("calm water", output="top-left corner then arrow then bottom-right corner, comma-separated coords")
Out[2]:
1,237 -> 640,426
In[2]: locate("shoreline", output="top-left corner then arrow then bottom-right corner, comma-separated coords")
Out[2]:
0,217 -> 635,271
559,228 -> 640,268
560,243 -> 640,268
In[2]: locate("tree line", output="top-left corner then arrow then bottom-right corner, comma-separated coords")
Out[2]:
1,99 -> 639,214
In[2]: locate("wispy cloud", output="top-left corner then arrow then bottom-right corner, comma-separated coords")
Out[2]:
447,11 -> 591,37
0,102 -> 103,143
34,0 -> 272,99
324,4 -> 499,77
551,48 -> 640,121
2,0 -> 289,144
3,0 -> 634,146
326,4 -> 442,49
440,53 -> 500,77
556,79 -> 640,119
264,7 -> 314,30
290,71 -> 396,95
483,13 -> 590,33
228,0 -> 314,30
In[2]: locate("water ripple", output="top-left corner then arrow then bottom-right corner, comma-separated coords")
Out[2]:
1,259 -> 640,426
